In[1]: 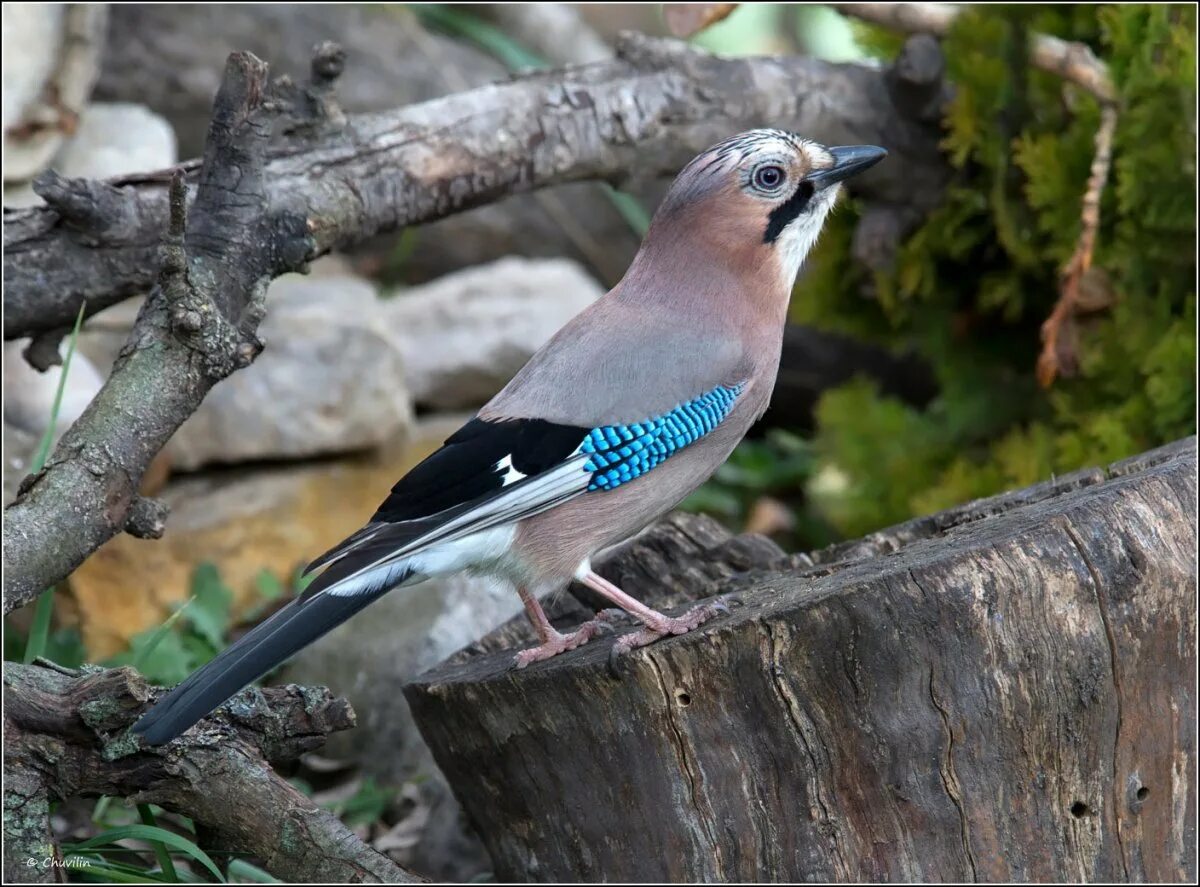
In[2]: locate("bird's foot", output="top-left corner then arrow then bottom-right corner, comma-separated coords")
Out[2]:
513,612 -> 617,669
608,596 -> 737,673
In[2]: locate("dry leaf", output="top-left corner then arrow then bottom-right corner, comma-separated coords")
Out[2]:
663,4 -> 739,39
1073,266 -> 1117,313
744,496 -> 795,537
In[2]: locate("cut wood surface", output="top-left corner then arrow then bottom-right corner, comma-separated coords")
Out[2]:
405,437 -> 1197,882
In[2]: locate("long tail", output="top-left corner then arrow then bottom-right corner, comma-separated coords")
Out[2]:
132,566 -> 411,746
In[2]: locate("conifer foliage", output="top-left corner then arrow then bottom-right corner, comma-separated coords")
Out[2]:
798,5 -> 1195,537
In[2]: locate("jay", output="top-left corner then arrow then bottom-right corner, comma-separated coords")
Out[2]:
135,130 -> 885,745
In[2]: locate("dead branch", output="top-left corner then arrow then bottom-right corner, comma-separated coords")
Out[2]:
2,50 -> 315,614
1038,104 -> 1119,386
3,662 -> 419,883
831,2 -> 1115,101
4,33 -> 948,342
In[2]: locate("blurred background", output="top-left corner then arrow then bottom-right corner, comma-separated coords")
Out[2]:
3,3 -> 1195,882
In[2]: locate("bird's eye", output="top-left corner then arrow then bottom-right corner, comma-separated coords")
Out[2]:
753,165 -> 785,191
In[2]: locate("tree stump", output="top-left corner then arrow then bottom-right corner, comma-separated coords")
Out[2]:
405,438 -> 1197,882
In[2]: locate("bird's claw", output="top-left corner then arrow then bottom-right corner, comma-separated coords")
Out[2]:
512,611 -> 617,669
605,595 -> 738,678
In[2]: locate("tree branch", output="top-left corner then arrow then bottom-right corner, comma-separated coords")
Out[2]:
2,51 -> 314,615
3,662 -> 419,883
4,33 -> 947,341
831,2 -> 1115,102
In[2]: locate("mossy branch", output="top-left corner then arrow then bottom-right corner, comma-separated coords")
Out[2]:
3,662 -> 418,882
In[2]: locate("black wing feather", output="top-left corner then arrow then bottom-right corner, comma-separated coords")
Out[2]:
134,417 -> 590,746
371,417 -> 587,522
132,569 -> 406,745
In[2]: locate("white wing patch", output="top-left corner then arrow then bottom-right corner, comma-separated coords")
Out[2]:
324,558 -> 422,598
319,456 -> 591,598
495,455 -> 527,486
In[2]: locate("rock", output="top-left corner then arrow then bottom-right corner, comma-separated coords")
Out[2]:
5,101 -> 177,208
53,102 -> 176,179
67,416 -> 465,658
94,4 -> 507,159
284,575 -> 522,753
72,263 -> 411,473
3,340 -> 105,441
167,273 -> 413,470
383,257 -> 605,410
2,5 -> 106,184
1,6 -> 64,137
3,422 -> 38,506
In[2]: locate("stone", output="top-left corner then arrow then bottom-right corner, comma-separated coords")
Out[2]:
3,422 -> 38,506
3,340 -> 105,442
2,5 -> 107,185
53,102 -> 176,180
167,272 -> 414,470
66,416 -> 466,658
71,263 -> 413,472
5,101 -> 177,208
382,257 -> 605,410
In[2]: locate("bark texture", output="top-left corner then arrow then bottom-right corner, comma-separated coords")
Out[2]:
2,50 -> 314,615
4,33 -> 948,342
405,437 -> 1197,882
3,662 -> 418,883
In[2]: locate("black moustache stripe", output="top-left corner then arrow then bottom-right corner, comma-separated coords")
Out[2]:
763,182 -> 815,244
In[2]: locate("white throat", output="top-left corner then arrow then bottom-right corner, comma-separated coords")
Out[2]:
776,186 -> 839,288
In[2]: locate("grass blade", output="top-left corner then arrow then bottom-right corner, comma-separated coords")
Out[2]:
22,302 -> 87,665
65,856 -> 171,883
137,805 -> 179,882
32,302 -> 88,472
21,591 -> 56,665
132,597 -> 194,673
68,824 -> 226,883
227,859 -> 280,883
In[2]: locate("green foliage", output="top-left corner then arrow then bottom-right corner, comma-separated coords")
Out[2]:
102,563 -> 234,685
682,429 -> 839,548
794,4 -> 1195,538
328,778 -> 397,829
64,821 -> 225,883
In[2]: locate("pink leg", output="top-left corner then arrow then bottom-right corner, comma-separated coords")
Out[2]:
513,585 -> 614,669
578,571 -> 733,659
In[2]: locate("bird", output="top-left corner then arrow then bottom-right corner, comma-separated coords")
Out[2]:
133,129 -> 886,746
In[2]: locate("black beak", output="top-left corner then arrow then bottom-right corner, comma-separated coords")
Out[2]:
807,145 -> 888,189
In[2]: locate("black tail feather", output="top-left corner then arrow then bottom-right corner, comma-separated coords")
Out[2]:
132,576 -> 402,746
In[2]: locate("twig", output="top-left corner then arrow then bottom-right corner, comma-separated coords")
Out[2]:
5,34 -> 948,342
831,2 -> 1115,102
2,50 -> 317,615
2,662 -> 419,883
831,2 -> 1120,385
1037,104 -> 1118,386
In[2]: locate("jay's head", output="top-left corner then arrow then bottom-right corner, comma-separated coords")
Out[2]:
649,129 -> 886,288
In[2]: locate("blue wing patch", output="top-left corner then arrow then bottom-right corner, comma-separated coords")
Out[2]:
579,384 -> 744,491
